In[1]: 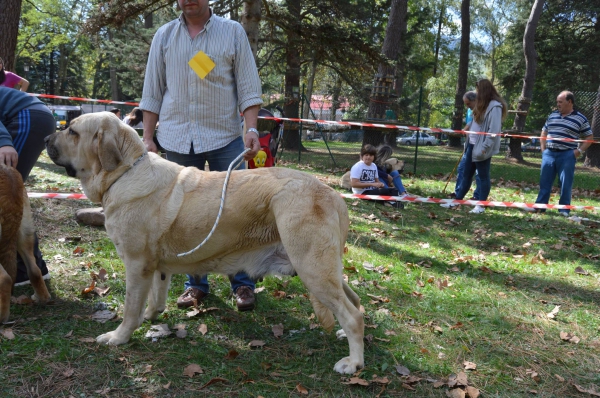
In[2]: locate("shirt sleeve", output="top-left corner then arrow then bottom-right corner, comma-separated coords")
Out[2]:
140,26 -> 168,114
0,121 -> 13,148
233,24 -> 262,112
580,116 -> 592,137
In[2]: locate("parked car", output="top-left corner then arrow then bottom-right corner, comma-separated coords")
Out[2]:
522,138 -> 541,153
397,132 -> 439,146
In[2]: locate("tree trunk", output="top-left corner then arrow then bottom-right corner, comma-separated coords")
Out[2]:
144,12 -> 153,29
433,2 -> 445,77
330,74 -> 342,121
0,0 -> 23,71
107,30 -> 120,101
282,0 -> 303,151
449,0 -> 470,148
364,0 -> 407,148
302,54 -> 317,119
507,0 -> 544,161
584,83 -> 600,168
241,0 -> 261,59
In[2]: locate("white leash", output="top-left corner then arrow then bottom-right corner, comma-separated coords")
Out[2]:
177,148 -> 250,257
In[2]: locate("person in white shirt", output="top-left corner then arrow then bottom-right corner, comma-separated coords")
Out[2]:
350,144 -> 404,208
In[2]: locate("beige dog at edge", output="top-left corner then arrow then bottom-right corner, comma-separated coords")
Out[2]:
44,112 -> 364,374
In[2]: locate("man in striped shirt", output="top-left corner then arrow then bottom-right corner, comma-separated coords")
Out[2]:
139,0 -> 263,311
529,91 -> 593,216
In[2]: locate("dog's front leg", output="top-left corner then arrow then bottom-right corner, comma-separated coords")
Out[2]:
97,258 -> 155,345
144,271 -> 171,321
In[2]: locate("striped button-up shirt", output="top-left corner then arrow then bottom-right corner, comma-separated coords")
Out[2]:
543,109 -> 592,151
140,12 -> 262,154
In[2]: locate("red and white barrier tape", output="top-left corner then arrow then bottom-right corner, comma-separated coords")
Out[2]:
30,93 -> 139,106
28,192 -> 88,200
27,191 -> 599,212
29,92 -> 597,145
340,194 -> 599,211
260,116 -> 597,145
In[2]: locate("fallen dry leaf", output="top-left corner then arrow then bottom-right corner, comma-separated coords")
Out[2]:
145,324 -> 172,339
446,388 -> 466,398
296,383 -> 309,395
342,377 -> 370,386
249,340 -> 266,348
560,331 -> 580,344
547,305 -> 560,319
81,280 -> 96,295
78,337 -> 96,343
465,386 -> 480,398
90,310 -> 116,323
183,364 -> 204,378
93,286 -> 111,297
272,324 -> 284,338
225,349 -> 239,360
463,361 -> 477,370
395,364 -> 410,375
63,368 -> 75,378
573,383 -> 600,396
198,324 -> 208,335
1,328 -> 15,340
574,266 -> 590,276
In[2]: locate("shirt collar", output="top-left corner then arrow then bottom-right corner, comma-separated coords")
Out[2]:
178,7 -> 213,32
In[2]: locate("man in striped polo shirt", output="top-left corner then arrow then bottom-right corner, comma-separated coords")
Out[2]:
529,91 -> 593,216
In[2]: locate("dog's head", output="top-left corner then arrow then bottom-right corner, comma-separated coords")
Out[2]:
45,112 -> 146,201
383,158 -> 405,174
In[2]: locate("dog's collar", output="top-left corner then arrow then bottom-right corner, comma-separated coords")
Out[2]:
104,151 -> 148,197
131,152 -> 147,168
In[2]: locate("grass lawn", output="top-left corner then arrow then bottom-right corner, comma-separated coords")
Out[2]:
1,144 -> 599,397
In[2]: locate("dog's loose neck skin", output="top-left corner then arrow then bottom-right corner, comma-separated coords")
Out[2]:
83,140 -> 147,203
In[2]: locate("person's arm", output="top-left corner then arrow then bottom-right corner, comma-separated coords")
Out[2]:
540,129 -> 548,151
242,105 -> 261,161
351,178 -> 384,189
19,78 -> 29,92
142,111 -> 159,153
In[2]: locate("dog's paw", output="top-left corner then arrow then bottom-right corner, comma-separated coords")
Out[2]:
31,293 -> 51,304
97,331 -> 129,346
333,356 -> 364,374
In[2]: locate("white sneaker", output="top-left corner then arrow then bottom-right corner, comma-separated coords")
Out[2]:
470,205 -> 485,214
440,203 -> 458,209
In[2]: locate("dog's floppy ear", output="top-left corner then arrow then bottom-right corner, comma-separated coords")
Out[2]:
97,129 -> 123,172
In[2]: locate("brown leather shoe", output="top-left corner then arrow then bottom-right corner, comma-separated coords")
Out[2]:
177,287 -> 208,308
234,286 -> 256,311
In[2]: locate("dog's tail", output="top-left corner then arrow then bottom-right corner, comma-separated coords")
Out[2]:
309,280 -> 361,333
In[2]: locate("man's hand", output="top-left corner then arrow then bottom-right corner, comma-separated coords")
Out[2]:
0,146 -> 18,168
143,137 -> 158,153
243,131 -> 261,161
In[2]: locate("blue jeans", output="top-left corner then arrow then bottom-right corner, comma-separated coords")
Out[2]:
165,137 -> 255,294
389,170 -> 406,193
455,150 -> 481,198
535,149 -> 576,215
456,144 -> 492,201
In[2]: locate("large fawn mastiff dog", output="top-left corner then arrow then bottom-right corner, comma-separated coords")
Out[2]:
44,112 -> 364,374
0,165 -> 51,323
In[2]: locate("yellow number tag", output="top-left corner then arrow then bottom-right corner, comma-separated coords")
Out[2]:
188,51 -> 215,79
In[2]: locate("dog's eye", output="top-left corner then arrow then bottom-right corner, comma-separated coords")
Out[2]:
68,129 -> 78,136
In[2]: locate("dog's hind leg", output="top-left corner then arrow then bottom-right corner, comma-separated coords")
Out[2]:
144,270 -> 171,320
282,240 -> 364,374
0,264 -> 12,324
17,194 -> 51,304
97,256 -> 155,345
